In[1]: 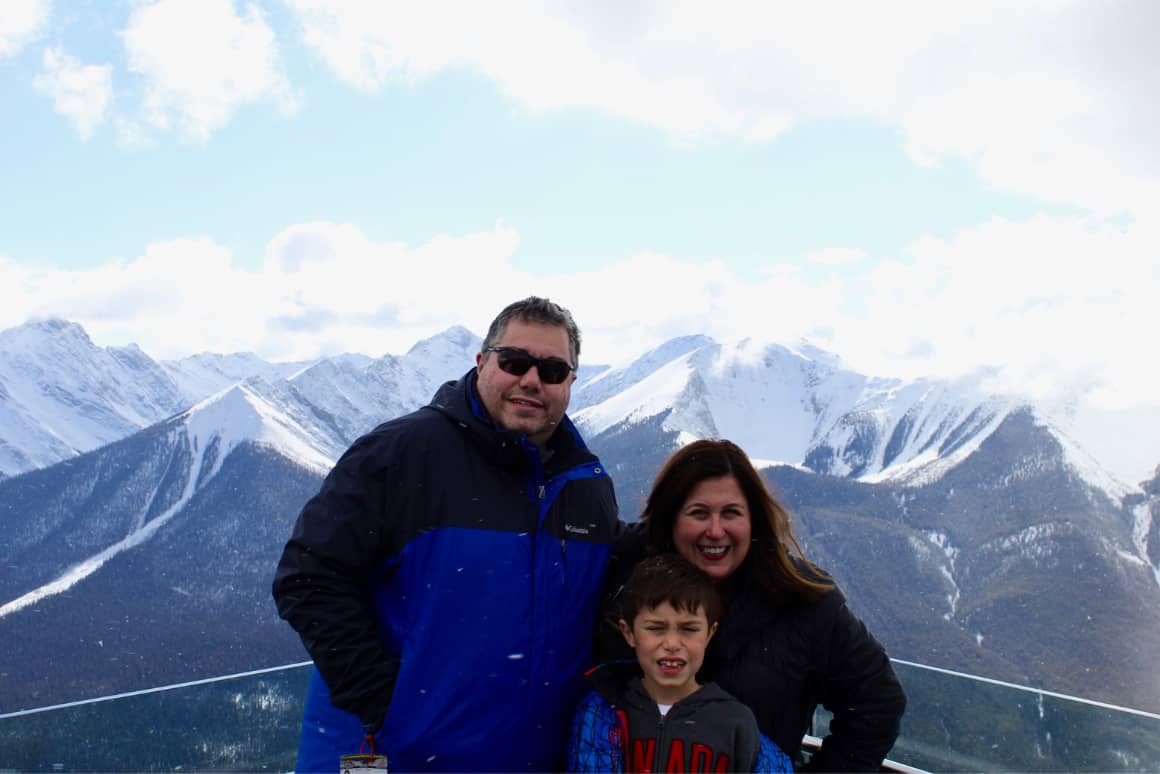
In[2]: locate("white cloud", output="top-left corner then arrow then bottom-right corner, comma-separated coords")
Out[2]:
1,239 -> 269,358
122,0 -> 298,142
33,47 -> 113,139
283,0 -> 795,142
807,248 -> 866,267
0,224 -> 532,362
0,0 -> 48,57
1,225 -> 814,365
3,213 -> 1156,417
284,0 -> 1159,216
540,253 -> 847,369
827,215 -> 1160,410
256,221 -> 539,357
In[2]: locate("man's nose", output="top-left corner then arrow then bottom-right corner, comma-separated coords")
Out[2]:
518,364 -> 543,388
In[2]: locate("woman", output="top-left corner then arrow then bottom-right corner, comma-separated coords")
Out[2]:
596,439 -> 906,771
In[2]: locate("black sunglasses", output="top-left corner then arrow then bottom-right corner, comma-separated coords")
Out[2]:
484,347 -> 575,384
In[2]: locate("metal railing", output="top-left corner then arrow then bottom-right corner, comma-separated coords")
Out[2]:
816,659 -> 1160,773
3,658 -> 1159,772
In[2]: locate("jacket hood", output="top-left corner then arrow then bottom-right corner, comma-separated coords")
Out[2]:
425,368 -> 592,473
585,660 -> 736,716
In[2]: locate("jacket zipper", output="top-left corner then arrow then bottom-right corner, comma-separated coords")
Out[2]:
652,713 -> 668,773
542,483 -> 570,578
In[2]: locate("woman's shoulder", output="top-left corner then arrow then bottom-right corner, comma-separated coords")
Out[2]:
789,555 -> 837,586
735,556 -> 845,607
614,518 -> 648,550
785,557 -> 848,607
607,520 -> 649,577
719,560 -> 849,642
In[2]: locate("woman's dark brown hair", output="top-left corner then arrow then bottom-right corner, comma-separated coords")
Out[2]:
642,439 -> 831,602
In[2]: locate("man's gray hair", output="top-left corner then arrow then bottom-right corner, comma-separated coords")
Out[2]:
481,296 -> 581,368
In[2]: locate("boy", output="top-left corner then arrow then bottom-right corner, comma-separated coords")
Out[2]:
567,553 -> 792,773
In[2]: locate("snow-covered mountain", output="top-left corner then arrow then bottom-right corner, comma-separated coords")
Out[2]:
0,379 -> 329,619
3,318 -> 1160,717
160,351 -> 321,405
0,323 -> 479,711
1,317 -> 1145,503
572,336 -> 1136,502
0,319 -> 326,479
0,422 -> 319,709
0,319 -> 189,477
0,318 -> 481,481
0,324 -> 478,618
285,325 -> 479,444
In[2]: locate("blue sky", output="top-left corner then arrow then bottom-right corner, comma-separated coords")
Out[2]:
4,56 -> 1058,278
2,1 -> 1159,478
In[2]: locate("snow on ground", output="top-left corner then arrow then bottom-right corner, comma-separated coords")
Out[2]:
1130,502 -> 1160,588
574,354 -> 698,438
0,379 -> 339,618
0,426 -> 207,618
706,339 -> 850,467
183,379 -> 338,476
1044,417 -> 1137,502
862,400 -> 1011,487
923,530 -> 962,621
0,321 -> 182,473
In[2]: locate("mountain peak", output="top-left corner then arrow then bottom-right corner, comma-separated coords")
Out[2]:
1141,464 -> 1160,496
787,339 -> 846,371
402,327 -> 481,379
0,317 -> 94,352
22,317 -> 83,334
0,318 -> 189,477
180,379 -> 339,476
406,325 -> 481,358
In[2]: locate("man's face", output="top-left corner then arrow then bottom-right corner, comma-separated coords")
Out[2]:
475,319 -> 574,447
619,602 -> 716,706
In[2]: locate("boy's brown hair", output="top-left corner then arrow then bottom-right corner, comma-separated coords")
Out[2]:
620,553 -> 723,626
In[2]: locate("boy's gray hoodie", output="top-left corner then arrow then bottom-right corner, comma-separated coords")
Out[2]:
585,661 -> 765,772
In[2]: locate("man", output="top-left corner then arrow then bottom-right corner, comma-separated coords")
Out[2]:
272,297 -> 619,772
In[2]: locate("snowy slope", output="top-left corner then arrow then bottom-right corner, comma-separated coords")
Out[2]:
183,377 -> 344,475
161,351 -> 320,405
0,318 -> 480,480
4,321 -> 1160,718
1,317 -> 1144,505
0,376 -> 340,618
571,334 -> 716,412
288,325 -> 480,444
403,324 -> 481,389
0,325 -> 482,617
0,319 -> 187,476
813,376 -> 1015,484
573,334 -> 1136,501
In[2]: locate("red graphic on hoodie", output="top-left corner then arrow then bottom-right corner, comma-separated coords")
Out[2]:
627,735 -> 730,773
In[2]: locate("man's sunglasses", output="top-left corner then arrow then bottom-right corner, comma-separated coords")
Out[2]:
484,347 -> 575,384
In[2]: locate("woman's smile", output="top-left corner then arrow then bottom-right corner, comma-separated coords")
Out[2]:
673,475 -> 752,581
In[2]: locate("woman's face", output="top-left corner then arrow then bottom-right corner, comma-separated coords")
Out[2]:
672,475 -> 752,582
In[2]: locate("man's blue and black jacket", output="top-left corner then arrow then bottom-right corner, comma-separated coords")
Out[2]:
272,369 -> 619,772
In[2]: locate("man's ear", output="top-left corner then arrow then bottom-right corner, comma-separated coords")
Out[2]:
475,351 -> 484,369
707,621 -> 718,643
618,618 -> 636,648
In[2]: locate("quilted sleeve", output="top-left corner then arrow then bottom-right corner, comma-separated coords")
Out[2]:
566,690 -> 625,773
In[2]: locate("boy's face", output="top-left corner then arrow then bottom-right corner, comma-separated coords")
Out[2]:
619,601 -> 717,705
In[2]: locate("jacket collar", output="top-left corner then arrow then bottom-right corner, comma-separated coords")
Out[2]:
427,368 -> 591,473
585,661 -> 733,714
